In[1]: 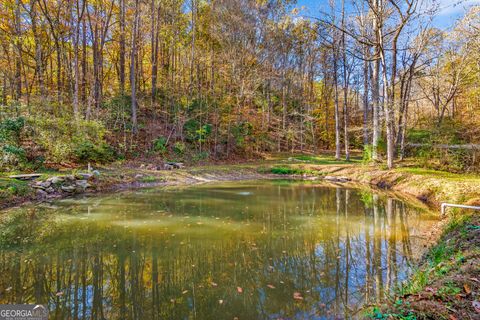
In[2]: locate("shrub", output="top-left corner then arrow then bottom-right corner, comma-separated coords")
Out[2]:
183,119 -> 212,144
362,145 -> 373,164
73,140 -> 114,163
0,117 -> 25,142
29,116 -> 109,163
192,151 -> 209,162
232,121 -> 253,148
173,141 -> 186,155
0,117 -> 27,170
153,136 -> 168,154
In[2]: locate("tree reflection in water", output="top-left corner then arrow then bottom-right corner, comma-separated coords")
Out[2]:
0,181 -> 437,319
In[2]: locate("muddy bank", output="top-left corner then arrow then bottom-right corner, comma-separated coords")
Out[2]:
366,214 -> 480,320
266,162 -> 480,208
0,164 -> 270,210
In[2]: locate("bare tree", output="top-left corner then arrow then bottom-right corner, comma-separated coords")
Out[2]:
130,0 -> 141,134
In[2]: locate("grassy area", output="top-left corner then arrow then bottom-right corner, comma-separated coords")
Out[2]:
0,177 -> 33,202
366,213 -> 480,319
288,154 -> 362,165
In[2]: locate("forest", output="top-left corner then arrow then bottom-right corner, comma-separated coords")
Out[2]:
1,1 -> 480,319
0,0 -> 479,170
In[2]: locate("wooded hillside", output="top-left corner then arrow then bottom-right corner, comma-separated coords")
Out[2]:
0,0 -> 479,171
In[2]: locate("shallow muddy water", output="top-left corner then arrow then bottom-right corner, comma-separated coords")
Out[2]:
0,180 -> 438,319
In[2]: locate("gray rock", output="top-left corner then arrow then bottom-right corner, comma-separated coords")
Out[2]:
324,176 -> 351,183
41,181 -> 52,188
75,180 -> 91,191
166,162 -> 184,169
47,176 -> 65,184
36,189 -> 48,198
45,187 -> 55,194
164,164 -> 174,170
78,173 -> 93,180
33,182 -> 46,190
146,164 -> 157,170
61,185 -> 76,193
64,175 -> 76,182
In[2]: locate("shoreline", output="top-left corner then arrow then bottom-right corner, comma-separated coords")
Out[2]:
2,160 -> 464,211
1,159 -> 479,318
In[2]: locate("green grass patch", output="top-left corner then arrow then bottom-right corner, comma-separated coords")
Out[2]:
290,154 -> 361,165
139,176 -> 159,183
0,178 -> 32,200
269,166 -> 307,175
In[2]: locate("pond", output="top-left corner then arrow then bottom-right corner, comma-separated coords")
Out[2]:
0,180 -> 438,319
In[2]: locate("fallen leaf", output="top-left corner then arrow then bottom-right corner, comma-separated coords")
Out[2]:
473,300 -> 480,313
449,315 -> 458,320
293,292 -> 303,300
182,290 -> 188,295
464,284 -> 471,294
56,291 -> 64,297
425,287 -> 436,293
218,299 -> 224,304
266,284 -> 276,289
237,287 -> 243,293
211,282 -> 218,287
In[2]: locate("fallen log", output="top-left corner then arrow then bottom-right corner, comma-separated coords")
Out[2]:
8,174 -> 42,180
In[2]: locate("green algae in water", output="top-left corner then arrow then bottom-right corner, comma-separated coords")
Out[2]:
0,180 -> 438,319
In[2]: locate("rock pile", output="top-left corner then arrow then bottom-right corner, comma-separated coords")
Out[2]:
139,162 -> 185,170
32,173 -> 97,198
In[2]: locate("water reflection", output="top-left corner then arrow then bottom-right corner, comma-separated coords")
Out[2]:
0,181 -> 437,319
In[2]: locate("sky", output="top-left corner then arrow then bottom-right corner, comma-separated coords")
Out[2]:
295,0 -> 480,29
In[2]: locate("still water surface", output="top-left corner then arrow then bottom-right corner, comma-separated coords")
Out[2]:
0,180 -> 438,319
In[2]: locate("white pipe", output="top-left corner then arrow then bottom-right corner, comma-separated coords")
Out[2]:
441,203 -> 480,216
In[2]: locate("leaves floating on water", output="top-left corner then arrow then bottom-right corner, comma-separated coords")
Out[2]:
472,300 -> 480,313
293,292 -> 303,300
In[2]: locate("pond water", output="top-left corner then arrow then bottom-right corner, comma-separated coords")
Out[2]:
0,180 -> 438,319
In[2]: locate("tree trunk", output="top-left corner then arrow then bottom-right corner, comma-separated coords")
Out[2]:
14,0 -> 22,100
371,0 -> 381,161
341,0 -> 349,161
119,0 -> 126,94
130,0 -> 140,134
363,47 -> 369,146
